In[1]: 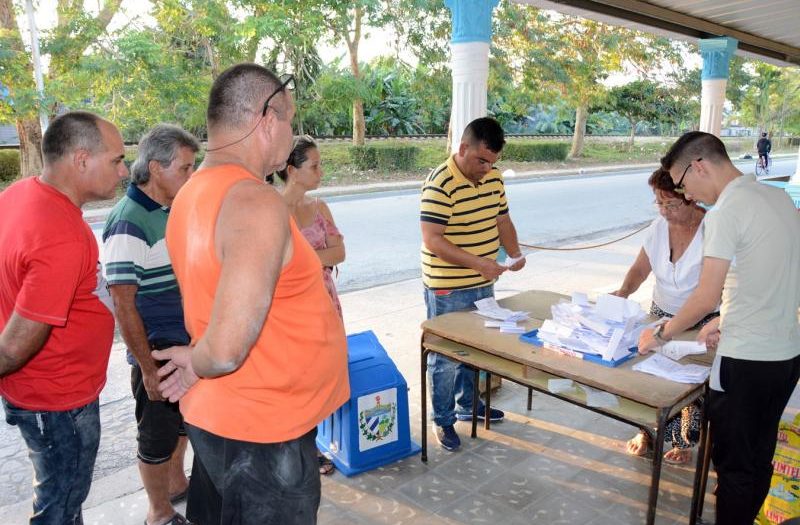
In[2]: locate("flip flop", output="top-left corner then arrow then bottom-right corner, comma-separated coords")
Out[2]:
663,447 -> 692,465
318,454 -> 335,476
626,431 -> 651,457
146,512 -> 193,525
169,488 -> 188,504
169,476 -> 190,504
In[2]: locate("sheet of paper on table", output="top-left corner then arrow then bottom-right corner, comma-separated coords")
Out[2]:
632,353 -> 711,384
473,297 -> 530,322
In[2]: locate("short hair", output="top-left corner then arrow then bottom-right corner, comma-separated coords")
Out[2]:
269,135 -> 318,184
207,63 -> 284,131
761,132 -> 768,137
130,124 -> 200,185
660,131 -> 730,171
461,117 -> 505,153
648,167 -> 688,203
42,111 -> 105,165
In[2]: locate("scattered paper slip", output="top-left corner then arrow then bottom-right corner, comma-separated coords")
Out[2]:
484,319 -> 525,333
473,297 -> 530,322
632,353 -> 710,384
579,384 -> 619,409
547,378 -> 575,394
658,340 -> 706,361
502,254 -> 526,268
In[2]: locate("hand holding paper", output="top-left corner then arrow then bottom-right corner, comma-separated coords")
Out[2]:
502,254 -> 526,270
658,340 -> 706,361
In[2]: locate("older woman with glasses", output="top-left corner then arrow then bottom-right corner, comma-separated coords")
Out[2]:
612,167 -> 719,465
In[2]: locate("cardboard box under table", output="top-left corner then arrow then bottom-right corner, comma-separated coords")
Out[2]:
420,290 -> 714,525
317,330 -> 421,476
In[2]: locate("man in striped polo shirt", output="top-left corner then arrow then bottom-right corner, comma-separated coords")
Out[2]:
420,117 -> 526,451
102,124 -> 199,525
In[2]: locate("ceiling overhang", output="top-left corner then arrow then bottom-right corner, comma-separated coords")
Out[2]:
514,0 -> 800,67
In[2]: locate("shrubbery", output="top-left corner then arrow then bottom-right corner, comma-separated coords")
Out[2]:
0,150 -> 20,183
349,144 -> 420,171
501,141 -> 569,162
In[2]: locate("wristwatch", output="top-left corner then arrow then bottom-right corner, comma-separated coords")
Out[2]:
653,324 -> 670,345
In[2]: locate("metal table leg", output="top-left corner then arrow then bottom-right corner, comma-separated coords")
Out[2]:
485,371 -> 492,431
691,386 -> 712,525
471,367 -> 479,438
421,344 -> 428,462
646,409 -> 669,525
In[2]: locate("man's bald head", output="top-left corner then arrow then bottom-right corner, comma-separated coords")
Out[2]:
207,63 -> 287,133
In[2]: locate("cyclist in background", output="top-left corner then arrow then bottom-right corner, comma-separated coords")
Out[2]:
757,132 -> 772,174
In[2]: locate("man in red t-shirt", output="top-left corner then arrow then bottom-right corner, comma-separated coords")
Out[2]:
0,111 -> 127,524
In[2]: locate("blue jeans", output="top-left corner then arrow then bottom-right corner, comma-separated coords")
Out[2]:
3,398 -> 100,525
425,284 -> 494,427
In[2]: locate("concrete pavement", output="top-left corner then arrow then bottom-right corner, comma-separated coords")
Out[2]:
6,227 -> 781,525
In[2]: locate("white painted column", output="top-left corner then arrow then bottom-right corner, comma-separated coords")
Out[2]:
445,0 -> 498,154
699,79 -> 727,137
450,42 -> 490,153
698,37 -> 738,137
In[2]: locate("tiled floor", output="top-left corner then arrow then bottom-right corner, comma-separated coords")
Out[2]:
317,378 -> 717,525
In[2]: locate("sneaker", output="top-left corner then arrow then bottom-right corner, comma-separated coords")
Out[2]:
434,425 -> 461,451
456,406 -> 505,422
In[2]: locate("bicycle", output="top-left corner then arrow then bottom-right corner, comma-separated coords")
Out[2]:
755,154 -> 770,177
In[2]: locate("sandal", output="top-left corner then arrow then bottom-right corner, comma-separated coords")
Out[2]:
169,475 -> 190,504
626,431 -> 651,457
663,447 -> 692,465
318,454 -> 335,476
146,512 -> 193,525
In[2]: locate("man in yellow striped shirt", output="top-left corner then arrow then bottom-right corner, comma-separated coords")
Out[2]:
420,117 -> 525,451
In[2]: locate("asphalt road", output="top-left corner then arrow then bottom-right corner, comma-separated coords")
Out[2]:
328,157 -> 797,293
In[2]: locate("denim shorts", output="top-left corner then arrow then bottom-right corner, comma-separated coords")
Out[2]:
3,398 -> 100,525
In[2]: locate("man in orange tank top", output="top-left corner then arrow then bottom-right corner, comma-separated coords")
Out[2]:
152,64 -> 349,524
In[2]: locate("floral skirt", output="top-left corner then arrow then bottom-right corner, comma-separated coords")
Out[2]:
649,302 -> 719,449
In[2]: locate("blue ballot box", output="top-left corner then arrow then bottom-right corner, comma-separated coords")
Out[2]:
316,330 -> 421,476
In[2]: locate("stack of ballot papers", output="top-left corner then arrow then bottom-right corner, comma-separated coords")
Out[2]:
535,292 -> 648,362
473,297 -> 529,333
632,353 -> 711,384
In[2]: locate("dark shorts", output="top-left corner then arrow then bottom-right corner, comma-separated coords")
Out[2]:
131,360 -> 185,465
185,424 -> 321,525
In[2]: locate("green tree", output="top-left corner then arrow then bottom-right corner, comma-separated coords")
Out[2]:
604,79 -> 670,149
494,3 -> 678,157
361,57 -> 424,135
0,0 -> 121,178
320,0 -> 391,145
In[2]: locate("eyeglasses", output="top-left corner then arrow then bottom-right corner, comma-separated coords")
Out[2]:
261,75 -> 295,117
654,200 -> 684,211
674,158 -> 701,194
206,74 -> 295,152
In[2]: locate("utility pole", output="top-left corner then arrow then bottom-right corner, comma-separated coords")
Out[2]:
24,0 -> 48,132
